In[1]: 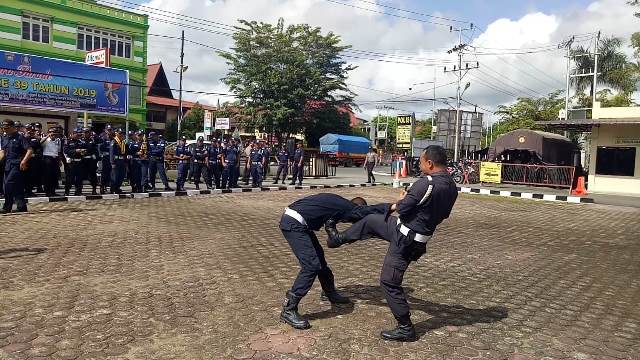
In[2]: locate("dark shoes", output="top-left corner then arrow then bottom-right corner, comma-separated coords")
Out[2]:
164,186 -> 174,191
280,291 -> 311,330
324,219 -> 344,249
381,323 -> 417,342
320,290 -> 351,304
0,209 -> 10,214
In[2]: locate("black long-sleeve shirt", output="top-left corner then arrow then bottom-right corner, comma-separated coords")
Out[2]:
286,193 -> 390,231
396,170 -> 458,236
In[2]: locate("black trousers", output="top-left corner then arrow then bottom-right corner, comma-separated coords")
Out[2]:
366,163 -> 376,183
280,216 -> 336,298
193,162 -> 210,187
208,163 -> 222,189
275,164 -> 288,182
291,164 -> 304,184
3,163 -> 27,211
80,159 -> 98,191
130,160 -> 142,192
25,157 -> 42,195
43,156 -> 60,195
100,156 -> 111,188
341,214 -> 427,323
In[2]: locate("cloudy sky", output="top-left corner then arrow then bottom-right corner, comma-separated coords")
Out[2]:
110,0 -> 639,122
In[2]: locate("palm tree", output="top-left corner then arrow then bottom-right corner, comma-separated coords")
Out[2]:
571,36 -> 636,97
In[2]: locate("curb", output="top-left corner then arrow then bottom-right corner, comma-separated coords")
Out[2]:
2,182 -> 594,207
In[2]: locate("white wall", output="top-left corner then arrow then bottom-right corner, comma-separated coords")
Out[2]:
588,124 -> 640,195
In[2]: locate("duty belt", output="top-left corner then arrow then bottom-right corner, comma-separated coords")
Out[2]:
252,161 -> 262,165
195,160 -> 205,163
396,219 -> 431,243
114,156 -> 124,160
70,158 -> 82,162
83,155 -> 95,159
284,207 -> 307,227
151,156 -> 163,161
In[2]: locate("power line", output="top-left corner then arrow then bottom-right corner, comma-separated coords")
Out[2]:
475,67 -> 544,97
466,74 -> 518,98
323,0 -> 454,27
349,0 -> 471,24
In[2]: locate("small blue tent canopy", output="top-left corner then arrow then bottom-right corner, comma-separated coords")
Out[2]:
319,133 -> 370,154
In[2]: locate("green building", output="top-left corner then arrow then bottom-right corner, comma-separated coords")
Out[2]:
0,0 -> 148,131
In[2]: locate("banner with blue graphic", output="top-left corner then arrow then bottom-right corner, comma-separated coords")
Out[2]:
0,50 -> 128,116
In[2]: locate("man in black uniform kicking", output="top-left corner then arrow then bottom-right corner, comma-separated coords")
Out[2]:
325,145 -> 458,342
280,193 -> 391,330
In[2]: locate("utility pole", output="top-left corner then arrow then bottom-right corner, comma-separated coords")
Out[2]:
445,24 -> 477,162
177,30 -> 185,138
592,31 -> 601,108
561,36 -> 575,121
432,67 -> 436,140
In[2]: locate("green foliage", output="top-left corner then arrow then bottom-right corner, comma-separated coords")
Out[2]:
351,127 -> 369,139
303,107 -> 352,148
572,36 -> 637,94
371,115 -> 397,143
631,32 -> 640,58
180,103 -> 205,140
491,91 -> 564,140
219,18 -> 355,138
414,119 -> 433,140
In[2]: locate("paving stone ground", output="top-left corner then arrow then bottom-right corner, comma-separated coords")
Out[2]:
0,188 -> 639,360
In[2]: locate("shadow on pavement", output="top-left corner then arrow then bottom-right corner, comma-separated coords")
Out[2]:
342,284 -> 508,337
305,301 -> 355,321
0,247 -> 47,259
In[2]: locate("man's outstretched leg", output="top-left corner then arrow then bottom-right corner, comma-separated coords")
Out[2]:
325,213 -> 395,248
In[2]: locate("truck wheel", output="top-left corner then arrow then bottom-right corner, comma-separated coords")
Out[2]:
345,160 -> 353,167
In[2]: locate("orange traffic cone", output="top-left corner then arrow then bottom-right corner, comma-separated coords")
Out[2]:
401,160 -> 408,178
571,176 -> 587,196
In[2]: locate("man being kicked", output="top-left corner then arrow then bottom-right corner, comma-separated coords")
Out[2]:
280,193 -> 391,329
325,146 -> 458,342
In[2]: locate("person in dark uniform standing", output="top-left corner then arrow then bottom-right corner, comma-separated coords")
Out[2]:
174,136 -> 191,191
41,127 -> 62,197
24,124 -> 43,197
0,120 -> 33,213
98,125 -> 114,194
191,136 -> 210,190
273,145 -> 290,184
249,142 -> 265,188
110,129 -> 127,194
260,141 -> 270,178
127,132 -> 144,193
147,132 -> 173,191
206,139 -> 221,189
222,139 -> 239,189
137,131 -> 150,191
289,142 -> 305,186
80,127 -> 99,195
63,129 -> 84,195
325,145 -> 458,342
279,193 -> 392,329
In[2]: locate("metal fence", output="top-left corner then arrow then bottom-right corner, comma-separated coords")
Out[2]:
500,163 -> 576,190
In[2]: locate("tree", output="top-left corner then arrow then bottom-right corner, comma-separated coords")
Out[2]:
572,36 -> 637,95
219,18 -> 355,141
371,115 -> 397,144
491,91 -> 564,139
303,107 -> 351,148
414,119 -> 433,140
180,103 -> 205,140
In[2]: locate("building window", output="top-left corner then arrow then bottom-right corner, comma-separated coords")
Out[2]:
22,14 -> 50,44
129,79 -> 142,107
596,146 -> 636,177
77,26 -> 132,59
147,110 -> 167,124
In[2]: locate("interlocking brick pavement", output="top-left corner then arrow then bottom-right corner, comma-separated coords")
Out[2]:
0,188 -> 639,360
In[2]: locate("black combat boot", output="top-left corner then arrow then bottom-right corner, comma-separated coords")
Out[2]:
380,317 -> 417,342
280,291 -> 311,330
320,290 -> 351,304
324,219 -> 346,249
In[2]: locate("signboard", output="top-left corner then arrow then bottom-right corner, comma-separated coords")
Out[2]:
0,50 -> 128,116
85,48 -> 110,67
396,114 -> 413,149
615,137 -> 640,145
215,117 -> 230,130
480,162 -> 502,183
377,130 -> 387,139
204,110 -> 213,133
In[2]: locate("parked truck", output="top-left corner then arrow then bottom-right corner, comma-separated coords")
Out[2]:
319,133 -> 370,167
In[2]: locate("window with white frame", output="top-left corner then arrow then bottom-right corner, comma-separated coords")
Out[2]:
22,14 -> 50,44
77,26 -> 132,59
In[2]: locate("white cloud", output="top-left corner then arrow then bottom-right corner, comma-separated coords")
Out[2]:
135,0 -> 639,123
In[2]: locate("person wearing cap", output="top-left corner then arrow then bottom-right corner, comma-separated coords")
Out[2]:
249,141 -> 265,188
206,139 -> 222,189
260,141 -> 271,179
290,142 -> 305,186
242,141 -> 253,185
191,136 -> 210,190
365,147 -> 379,184
127,131 -> 145,193
273,145 -> 290,185
62,128 -> 85,196
174,136 -> 191,191
79,127 -> 99,195
136,131 -> 150,192
278,193 -> 392,329
110,129 -> 127,194
0,119 -> 34,213
41,127 -> 62,197
98,125 -> 114,194
147,132 -> 173,191
23,124 -> 44,196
